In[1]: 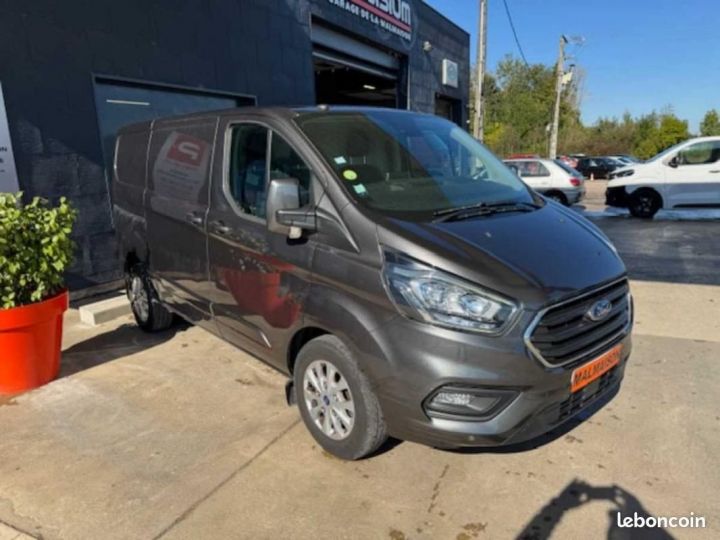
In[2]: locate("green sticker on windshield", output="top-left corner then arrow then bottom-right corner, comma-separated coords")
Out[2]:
343,169 -> 358,181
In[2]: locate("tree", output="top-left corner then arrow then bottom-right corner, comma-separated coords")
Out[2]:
481,55 -> 581,156
633,112 -> 689,159
700,109 -> 720,136
470,55 -> 692,159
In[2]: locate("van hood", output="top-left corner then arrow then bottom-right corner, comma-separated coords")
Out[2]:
378,203 -> 626,307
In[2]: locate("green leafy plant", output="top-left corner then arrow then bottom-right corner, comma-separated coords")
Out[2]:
0,193 -> 77,309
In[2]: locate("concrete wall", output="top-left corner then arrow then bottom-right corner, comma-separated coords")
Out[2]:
0,0 -> 469,287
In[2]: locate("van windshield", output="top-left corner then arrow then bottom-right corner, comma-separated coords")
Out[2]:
646,141 -> 687,163
295,110 -> 538,219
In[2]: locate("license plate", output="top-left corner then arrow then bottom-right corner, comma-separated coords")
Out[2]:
571,344 -> 622,393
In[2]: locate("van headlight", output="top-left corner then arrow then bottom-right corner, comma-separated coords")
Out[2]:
382,250 -> 518,334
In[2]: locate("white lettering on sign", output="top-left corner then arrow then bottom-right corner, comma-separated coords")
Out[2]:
0,83 -> 19,193
327,0 -> 413,41
176,141 -> 202,163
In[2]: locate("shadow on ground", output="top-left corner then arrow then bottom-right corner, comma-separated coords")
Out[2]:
60,320 -> 189,378
516,479 -> 675,540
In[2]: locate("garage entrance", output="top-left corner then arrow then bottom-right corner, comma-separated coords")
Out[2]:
311,22 -> 405,108
93,78 -> 255,190
435,95 -> 462,124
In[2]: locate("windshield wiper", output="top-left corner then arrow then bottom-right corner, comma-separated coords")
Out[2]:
432,201 -> 541,223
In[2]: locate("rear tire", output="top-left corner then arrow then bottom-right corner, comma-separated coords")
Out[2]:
127,265 -> 174,332
294,335 -> 387,460
628,189 -> 661,218
546,191 -> 569,206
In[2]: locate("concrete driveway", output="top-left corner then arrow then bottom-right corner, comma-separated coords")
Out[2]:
1,200 -> 719,539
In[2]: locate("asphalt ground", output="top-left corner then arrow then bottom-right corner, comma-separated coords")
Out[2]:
575,180 -> 720,286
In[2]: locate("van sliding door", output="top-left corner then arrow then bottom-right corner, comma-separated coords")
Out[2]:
145,117 -> 217,326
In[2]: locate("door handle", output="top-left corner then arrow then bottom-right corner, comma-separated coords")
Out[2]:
210,220 -> 231,235
185,212 -> 203,226
710,170 -> 720,173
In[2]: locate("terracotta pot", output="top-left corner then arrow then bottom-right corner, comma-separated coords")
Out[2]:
0,290 -> 68,393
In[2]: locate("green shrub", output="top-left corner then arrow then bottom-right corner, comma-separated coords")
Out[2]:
0,193 -> 77,309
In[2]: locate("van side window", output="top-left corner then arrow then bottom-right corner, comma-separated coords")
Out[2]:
228,124 -> 269,218
677,141 -> 720,165
269,133 -> 312,206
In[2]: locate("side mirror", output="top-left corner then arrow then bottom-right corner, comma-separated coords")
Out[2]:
266,178 -> 315,239
668,156 -> 679,168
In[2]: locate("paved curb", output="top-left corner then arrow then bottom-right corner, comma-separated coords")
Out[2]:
78,294 -> 131,326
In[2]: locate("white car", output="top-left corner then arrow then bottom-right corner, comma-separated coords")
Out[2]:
504,158 -> 585,206
607,136 -> 720,218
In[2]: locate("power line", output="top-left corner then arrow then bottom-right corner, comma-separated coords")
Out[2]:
502,0 -> 529,66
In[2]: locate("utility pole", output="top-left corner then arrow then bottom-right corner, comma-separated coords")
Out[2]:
473,0 -> 488,141
549,35 -> 567,158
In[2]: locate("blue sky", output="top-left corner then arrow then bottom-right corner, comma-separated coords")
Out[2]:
425,0 -> 719,132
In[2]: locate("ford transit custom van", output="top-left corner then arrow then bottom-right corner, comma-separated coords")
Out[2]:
113,107 -> 633,460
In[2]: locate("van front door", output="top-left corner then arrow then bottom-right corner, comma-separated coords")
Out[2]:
665,140 -> 720,207
206,120 -> 315,367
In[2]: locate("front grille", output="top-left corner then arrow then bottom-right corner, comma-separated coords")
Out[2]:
558,366 -> 618,422
527,279 -> 631,367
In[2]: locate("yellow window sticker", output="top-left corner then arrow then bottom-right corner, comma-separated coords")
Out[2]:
343,169 -> 358,181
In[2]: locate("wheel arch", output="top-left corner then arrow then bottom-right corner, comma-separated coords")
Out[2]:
628,185 -> 665,208
287,326 -> 330,375
543,189 -> 569,205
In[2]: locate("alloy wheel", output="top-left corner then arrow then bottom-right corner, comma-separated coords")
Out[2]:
303,360 -> 356,440
130,276 -> 150,322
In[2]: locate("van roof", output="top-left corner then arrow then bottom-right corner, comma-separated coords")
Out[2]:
117,106 -> 434,135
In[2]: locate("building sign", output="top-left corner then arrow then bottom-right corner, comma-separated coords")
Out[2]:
0,83 -> 19,193
327,0 -> 413,41
442,59 -> 459,88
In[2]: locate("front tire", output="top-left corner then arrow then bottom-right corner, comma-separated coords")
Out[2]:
295,335 -> 388,460
127,266 -> 174,332
628,189 -> 661,218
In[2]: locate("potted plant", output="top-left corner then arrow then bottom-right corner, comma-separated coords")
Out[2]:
0,193 -> 76,393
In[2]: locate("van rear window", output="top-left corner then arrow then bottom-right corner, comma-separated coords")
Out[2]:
115,131 -> 150,187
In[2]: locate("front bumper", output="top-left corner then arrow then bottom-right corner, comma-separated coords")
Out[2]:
370,314 -> 632,449
564,187 -> 585,205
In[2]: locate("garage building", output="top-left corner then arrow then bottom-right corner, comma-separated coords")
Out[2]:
0,0 -> 470,287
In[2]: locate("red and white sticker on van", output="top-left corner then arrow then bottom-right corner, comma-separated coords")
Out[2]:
152,131 -> 210,202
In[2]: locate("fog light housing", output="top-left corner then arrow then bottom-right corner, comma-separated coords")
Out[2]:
424,386 -> 517,421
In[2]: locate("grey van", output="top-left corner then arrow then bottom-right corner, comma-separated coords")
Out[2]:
113,107 -> 633,460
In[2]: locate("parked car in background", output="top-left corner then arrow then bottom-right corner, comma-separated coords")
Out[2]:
605,157 -> 630,168
556,155 -> 579,168
608,154 -> 640,165
607,136 -> 720,218
575,157 -> 620,179
113,106 -> 632,460
506,153 -> 541,160
504,158 -> 585,206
